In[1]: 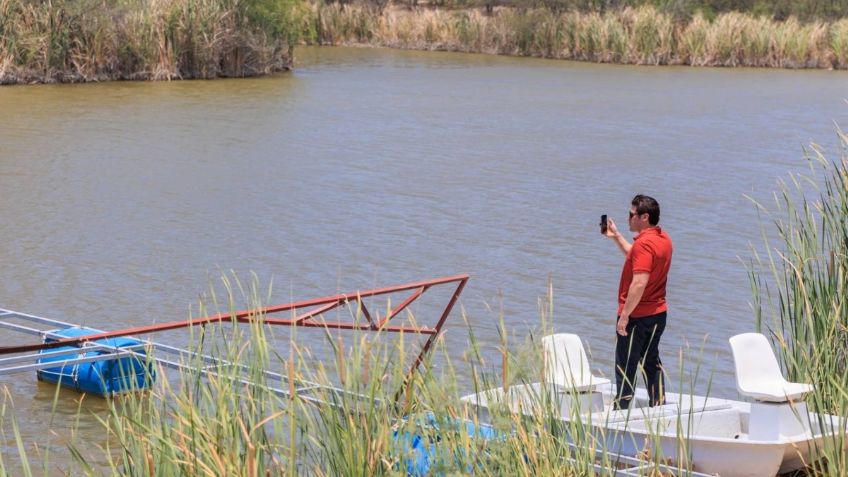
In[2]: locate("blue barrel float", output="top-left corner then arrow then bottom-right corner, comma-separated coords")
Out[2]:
36,327 -> 156,396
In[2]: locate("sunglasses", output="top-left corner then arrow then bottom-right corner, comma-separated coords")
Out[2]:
629,211 -> 643,219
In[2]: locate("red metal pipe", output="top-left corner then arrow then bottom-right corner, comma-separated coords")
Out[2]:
235,317 -> 437,334
291,301 -> 342,324
0,274 -> 468,357
406,276 -> 468,378
376,286 -> 428,329
393,275 -> 469,403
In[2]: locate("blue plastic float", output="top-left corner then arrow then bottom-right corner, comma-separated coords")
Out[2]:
392,413 -> 503,476
36,327 -> 155,396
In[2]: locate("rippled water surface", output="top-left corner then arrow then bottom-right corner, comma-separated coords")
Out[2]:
1,45 -> 847,470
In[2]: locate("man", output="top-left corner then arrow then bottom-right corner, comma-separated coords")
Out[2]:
604,195 -> 672,409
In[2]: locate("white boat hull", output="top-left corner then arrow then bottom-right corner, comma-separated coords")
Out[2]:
460,383 -> 848,477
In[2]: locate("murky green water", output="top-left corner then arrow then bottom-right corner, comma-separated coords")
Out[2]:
1,45 -> 846,472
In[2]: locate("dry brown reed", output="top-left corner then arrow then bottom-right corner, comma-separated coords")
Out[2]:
0,0 -> 302,84
315,3 -> 848,69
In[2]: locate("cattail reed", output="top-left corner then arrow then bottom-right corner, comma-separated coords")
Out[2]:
748,134 -> 848,474
315,4 -> 848,69
0,0 -> 311,84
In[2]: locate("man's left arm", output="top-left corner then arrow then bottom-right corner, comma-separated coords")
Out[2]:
617,273 -> 649,336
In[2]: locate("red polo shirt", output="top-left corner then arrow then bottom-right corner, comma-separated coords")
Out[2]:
618,227 -> 673,318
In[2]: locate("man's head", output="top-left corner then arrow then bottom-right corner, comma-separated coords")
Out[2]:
629,195 -> 660,232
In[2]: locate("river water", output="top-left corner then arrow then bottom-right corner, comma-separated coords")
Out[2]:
1,45 -> 846,471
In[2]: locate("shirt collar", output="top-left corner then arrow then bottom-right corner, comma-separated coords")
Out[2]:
635,226 -> 662,240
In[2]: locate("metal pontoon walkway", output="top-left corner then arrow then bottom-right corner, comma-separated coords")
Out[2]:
0,294 -> 713,477
0,307 -> 344,405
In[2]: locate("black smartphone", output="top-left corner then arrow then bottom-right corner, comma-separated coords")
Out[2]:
600,214 -> 608,234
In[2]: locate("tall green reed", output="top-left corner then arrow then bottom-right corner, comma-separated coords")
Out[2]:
1,388 -> 34,477
748,131 -> 848,474
830,19 -> 848,68
0,374 -> 78,477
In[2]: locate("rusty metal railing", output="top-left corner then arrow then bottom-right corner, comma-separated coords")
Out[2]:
0,274 -> 468,381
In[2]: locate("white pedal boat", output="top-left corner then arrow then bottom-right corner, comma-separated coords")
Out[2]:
460,333 -> 848,477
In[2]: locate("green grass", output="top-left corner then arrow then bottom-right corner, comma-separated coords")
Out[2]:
747,131 -> 848,474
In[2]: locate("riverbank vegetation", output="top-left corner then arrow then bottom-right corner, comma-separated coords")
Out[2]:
367,0 -> 848,22
0,0 -> 312,84
4,0 -> 848,84
314,3 -> 848,68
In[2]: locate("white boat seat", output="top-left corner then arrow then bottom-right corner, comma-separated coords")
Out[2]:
542,333 -> 610,393
729,333 -> 813,402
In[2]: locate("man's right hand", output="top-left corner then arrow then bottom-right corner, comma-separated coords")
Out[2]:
605,218 -> 632,255
605,218 -> 620,238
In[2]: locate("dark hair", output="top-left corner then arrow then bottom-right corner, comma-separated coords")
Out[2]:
632,195 -> 660,226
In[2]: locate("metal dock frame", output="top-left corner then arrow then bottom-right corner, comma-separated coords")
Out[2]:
0,308 -> 350,406
0,309 -> 715,476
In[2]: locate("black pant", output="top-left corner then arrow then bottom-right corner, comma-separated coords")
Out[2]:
615,311 -> 666,409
